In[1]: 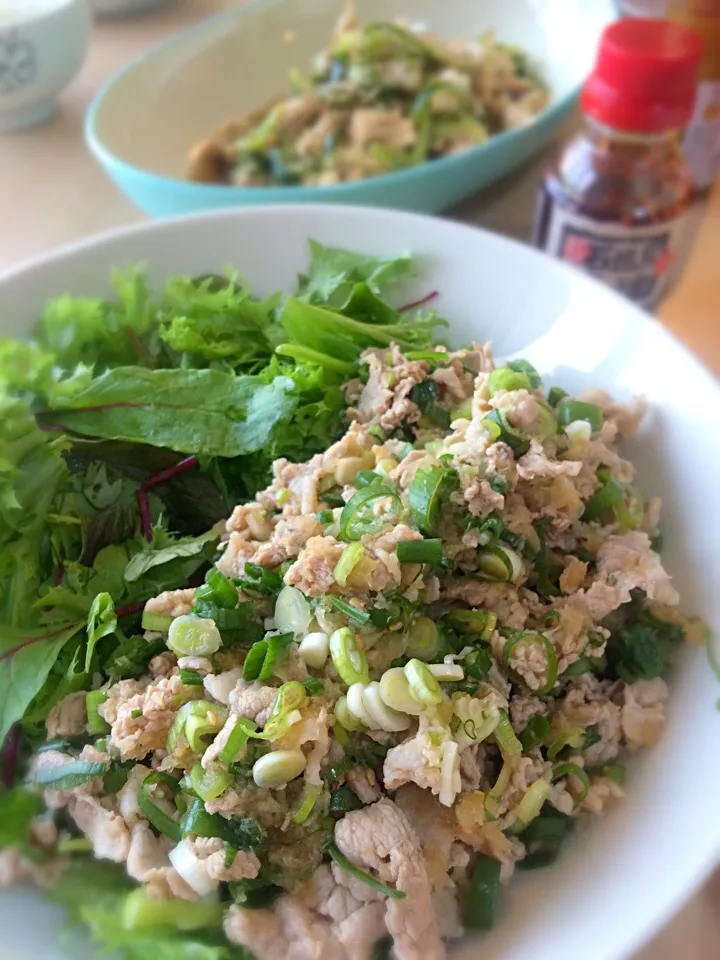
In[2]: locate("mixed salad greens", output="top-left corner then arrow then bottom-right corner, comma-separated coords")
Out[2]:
188,4 -> 547,187
0,240 -> 706,960
0,241 -> 435,748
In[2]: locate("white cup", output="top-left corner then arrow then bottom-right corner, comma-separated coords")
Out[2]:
0,0 -> 92,132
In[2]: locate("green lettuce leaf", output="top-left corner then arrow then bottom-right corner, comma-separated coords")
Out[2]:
40,368 -> 297,458
0,621 -> 84,742
85,591 -> 117,673
279,293 -> 446,373
0,788 -> 44,851
124,526 -> 221,583
298,240 -> 414,305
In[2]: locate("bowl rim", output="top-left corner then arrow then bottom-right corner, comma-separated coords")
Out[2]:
84,0 -> 584,200
0,202 -> 719,960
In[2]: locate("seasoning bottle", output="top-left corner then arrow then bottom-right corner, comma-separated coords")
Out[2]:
668,0 -> 720,189
533,19 -> 702,309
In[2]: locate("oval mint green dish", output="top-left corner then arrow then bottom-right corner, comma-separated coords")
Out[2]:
85,0 -> 616,218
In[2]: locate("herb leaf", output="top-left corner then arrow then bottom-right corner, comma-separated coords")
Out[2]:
40,368 -> 297,459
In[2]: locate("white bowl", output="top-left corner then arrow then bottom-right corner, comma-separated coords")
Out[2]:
0,0 -> 91,132
0,206 -> 719,960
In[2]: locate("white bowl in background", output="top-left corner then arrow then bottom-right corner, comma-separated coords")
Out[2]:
0,0 -> 91,131
0,205 -> 718,960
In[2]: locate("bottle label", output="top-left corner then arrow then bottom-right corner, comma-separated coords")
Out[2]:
682,80 -> 720,190
533,188 -> 688,310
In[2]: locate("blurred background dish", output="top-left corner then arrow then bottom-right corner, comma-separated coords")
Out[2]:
85,0 -> 616,217
0,0 -> 91,131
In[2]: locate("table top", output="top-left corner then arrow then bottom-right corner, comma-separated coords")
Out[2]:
1,1 -> 719,957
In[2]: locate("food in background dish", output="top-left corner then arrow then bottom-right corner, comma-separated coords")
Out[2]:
0,242 -> 701,960
188,2 -> 548,187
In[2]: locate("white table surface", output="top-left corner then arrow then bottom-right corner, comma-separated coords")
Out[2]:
1,2 -> 718,957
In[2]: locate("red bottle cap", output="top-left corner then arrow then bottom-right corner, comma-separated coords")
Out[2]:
581,19 -> 703,133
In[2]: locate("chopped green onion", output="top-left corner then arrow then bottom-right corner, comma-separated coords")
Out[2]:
503,631 -> 558,694
463,854 -> 501,929
482,408 -> 530,456
302,676 -> 325,696
86,690 -> 109,735
131,709 -> 143,719
546,726 -> 586,761
601,763 -> 626,784
488,366 -> 532,395
556,398 -> 604,431
547,387 -> 568,408
476,544 -> 523,582
189,763 -> 231,802
168,615 -> 222,658
259,633 -> 293,682
167,700 -> 227,755
507,359 -> 542,389
327,595 -> 371,625
180,798 -> 264,851
138,772 -> 181,842
34,760 -> 107,791
179,668 -> 204,686
447,609 -> 497,638
123,888 -> 222,931
274,585 -> 311,635
316,509 -> 335,525
583,468 -> 625,521
298,632 -> 330,670
328,844 -> 406,900
552,762 -> 590,802
459,647 -> 492,681
485,760 -> 513,819
451,398 -> 473,421
408,466 -> 451,536
334,543 -> 366,587
141,611 -> 174,633
219,718 -> 257,765
329,785 -> 363,814
339,484 -> 401,542
406,350 -> 449,363
243,640 -> 268,681
361,681 -> 412,733
194,567 -> 239,610
517,810 -> 572,870
261,681 -> 306,740
534,403 -> 558,441
493,710 -> 523,760
519,714 -> 552,752
253,749 -> 307,788
379,668 -> 425,715
405,616 -> 440,661
507,778 -> 551,834
334,695 -> 364,731
396,538 -> 443,565
237,563 -> 283,597
403,658 -> 442,706
428,662 -> 464,682
355,469 -> 381,488
292,785 -> 321,824
614,486 -> 644,531
330,628 -> 369,686
57,837 -> 93,854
